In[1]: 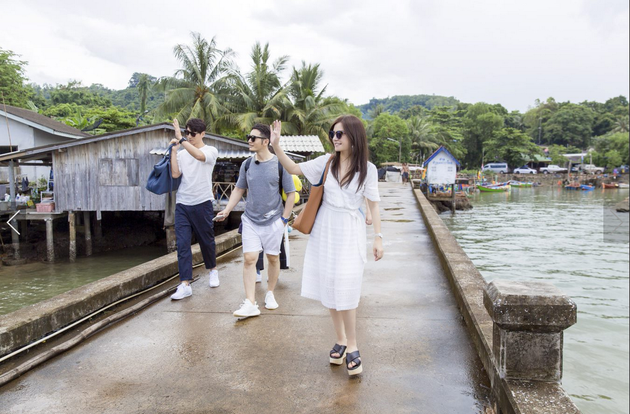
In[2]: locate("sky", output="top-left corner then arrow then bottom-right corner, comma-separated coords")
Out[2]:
1,0 -> 628,112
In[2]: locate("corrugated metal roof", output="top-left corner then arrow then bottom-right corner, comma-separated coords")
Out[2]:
0,105 -> 90,138
280,135 -> 325,153
149,148 -> 304,160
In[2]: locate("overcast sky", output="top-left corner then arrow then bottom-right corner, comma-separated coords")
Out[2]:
1,0 -> 628,112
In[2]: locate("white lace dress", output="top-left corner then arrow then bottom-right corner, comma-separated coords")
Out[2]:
299,154 -> 381,310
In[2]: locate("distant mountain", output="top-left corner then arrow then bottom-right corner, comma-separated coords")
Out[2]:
358,94 -> 460,118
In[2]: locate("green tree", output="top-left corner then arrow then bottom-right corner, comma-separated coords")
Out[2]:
283,62 -> 345,146
427,107 -> 466,161
223,42 -> 289,134
484,128 -> 541,169
157,32 -> 235,132
136,74 -> 153,114
369,113 -> 410,164
407,115 -> 438,164
462,103 -> 504,168
544,103 -> 595,148
0,49 -> 33,107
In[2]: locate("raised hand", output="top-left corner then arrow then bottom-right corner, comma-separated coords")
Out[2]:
173,118 -> 182,139
269,120 -> 282,147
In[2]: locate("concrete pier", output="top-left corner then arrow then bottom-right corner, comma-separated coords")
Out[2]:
0,183 -> 491,413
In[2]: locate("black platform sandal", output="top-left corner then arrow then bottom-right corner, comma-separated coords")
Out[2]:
346,350 -> 362,375
329,344 -> 347,365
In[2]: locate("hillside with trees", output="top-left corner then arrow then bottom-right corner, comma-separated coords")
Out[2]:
1,41 -> 628,170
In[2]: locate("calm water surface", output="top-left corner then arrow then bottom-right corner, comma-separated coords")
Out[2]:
442,186 -> 629,414
0,245 -> 165,315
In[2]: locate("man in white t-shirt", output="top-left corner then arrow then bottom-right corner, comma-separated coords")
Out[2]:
169,118 -> 220,300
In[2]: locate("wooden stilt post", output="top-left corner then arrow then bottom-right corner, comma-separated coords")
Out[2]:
84,211 -> 92,256
95,210 -> 103,240
451,184 -> 456,214
69,211 -> 76,262
46,218 -> 55,263
20,220 -> 28,240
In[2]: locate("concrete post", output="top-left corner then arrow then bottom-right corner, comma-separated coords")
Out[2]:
84,211 -> 92,256
165,226 -> 177,253
69,212 -> 76,262
11,223 -> 19,260
45,218 -> 54,263
483,280 -> 577,382
94,217 -> 103,240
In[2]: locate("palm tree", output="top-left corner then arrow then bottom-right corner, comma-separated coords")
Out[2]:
137,74 -> 151,114
613,115 -> 629,133
222,42 -> 290,132
283,61 -> 345,144
157,32 -> 235,131
407,115 -> 439,163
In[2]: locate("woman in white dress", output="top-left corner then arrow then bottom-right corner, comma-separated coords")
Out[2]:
270,115 -> 384,376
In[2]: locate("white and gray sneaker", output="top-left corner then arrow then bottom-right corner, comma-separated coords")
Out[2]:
265,291 -> 279,310
233,299 -> 261,318
171,283 -> 192,300
209,269 -> 220,288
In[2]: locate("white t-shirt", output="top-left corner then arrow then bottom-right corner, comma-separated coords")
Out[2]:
175,145 -> 219,206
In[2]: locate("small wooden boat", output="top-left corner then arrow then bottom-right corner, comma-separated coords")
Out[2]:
602,183 -> 619,189
478,184 -> 510,192
565,184 -> 581,190
581,185 -> 595,191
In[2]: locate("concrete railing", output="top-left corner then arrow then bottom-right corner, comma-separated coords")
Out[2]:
413,188 -> 581,414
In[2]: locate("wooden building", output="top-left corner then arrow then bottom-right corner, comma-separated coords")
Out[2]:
0,123 -> 253,262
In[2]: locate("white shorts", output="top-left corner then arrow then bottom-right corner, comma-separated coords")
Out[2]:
241,215 -> 285,255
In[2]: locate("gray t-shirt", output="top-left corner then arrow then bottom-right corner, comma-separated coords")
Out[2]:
236,155 -> 296,226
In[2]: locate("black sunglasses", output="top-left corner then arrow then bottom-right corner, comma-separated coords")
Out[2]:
329,130 -> 344,140
184,130 -> 198,137
246,134 -> 266,142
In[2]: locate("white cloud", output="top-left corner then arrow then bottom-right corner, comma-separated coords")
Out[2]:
0,0 -> 627,111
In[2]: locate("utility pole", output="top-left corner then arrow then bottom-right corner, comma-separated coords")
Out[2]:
386,137 -> 402,163
538,117 -> 543,145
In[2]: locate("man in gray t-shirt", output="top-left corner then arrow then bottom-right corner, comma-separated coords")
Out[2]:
216,123 -> 295,318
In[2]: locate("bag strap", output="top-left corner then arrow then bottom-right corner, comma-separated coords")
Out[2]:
316,156 -> 334,186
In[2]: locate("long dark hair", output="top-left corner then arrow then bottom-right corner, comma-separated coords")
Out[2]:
328,115 -> 369,191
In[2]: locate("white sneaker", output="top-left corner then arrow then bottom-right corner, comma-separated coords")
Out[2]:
265,291 -> 279,310
171,283 -> 192,300
233,299 -> 261,318
209,269 -> 220,288
256,270 -> 262,283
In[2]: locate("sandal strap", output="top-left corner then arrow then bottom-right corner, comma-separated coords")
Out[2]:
330,344 -> 347,357
346,350 -> 361,369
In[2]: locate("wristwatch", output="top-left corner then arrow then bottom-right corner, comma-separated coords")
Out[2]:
281,216 -> 289,224
178,136 -> 188,144
375,233 -> 383,239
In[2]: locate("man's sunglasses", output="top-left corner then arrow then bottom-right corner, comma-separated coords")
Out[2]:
246,134 -> 266,142
184,130 -> 199,137
329,130 -> 344,140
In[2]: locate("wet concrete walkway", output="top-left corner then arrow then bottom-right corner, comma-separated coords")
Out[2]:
0,182 -> 490,413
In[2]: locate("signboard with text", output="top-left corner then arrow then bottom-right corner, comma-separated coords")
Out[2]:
426,154 -> 457,185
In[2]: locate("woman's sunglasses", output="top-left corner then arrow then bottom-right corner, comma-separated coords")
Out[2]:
329,130 -> 344,140
184,130 -> 198,137
246,134 -> 266,142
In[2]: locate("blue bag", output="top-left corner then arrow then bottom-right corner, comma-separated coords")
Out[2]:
146,144 -> 181,195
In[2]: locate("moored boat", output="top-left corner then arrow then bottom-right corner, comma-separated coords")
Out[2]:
602,183 -> 619,189
580,185 -> 595,191
478,184 -> 510,192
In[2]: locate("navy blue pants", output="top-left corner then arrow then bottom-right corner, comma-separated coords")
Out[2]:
175,200 -> 216,282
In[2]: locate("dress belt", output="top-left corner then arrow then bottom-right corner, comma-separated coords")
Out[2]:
322,202 -> 367,263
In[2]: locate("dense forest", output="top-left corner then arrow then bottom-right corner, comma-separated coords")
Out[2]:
1,34 -> 628,171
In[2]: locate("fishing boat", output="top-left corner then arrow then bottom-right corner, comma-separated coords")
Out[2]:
478,184 -> 510,192
580,184 -> 595,191
619,183 -> 629,189
509,181 -> 533,188
602,183 -> 619,189
565,183 -> 581,190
